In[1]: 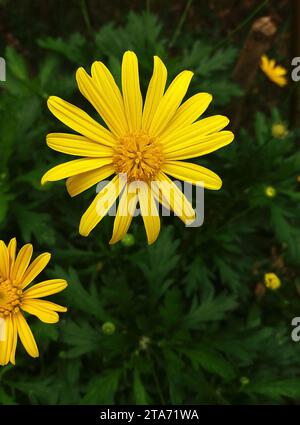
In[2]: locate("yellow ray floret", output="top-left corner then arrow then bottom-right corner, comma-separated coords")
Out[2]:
260,55 -> 288,87
42,51 -> 234,244
0,238 -> 67,366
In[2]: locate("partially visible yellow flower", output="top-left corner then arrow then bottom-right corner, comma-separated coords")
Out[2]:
260,55 -> 288,87
297,176 -> 300,183
0,238 -> 67,366
272,122 -> 288,139
264,272 -> 281,290
265,186 -> 276,197
42,51 -> 234,245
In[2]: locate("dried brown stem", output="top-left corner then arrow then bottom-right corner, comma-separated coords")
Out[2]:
231,16 -> 278,130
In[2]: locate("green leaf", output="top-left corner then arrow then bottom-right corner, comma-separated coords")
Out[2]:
133,368 -> 149,404
62,320 -> 99,358
246,379 -> 300,401
53,267 -> 106,320
180,347 -> 236,380
132,227 -> 179,294
81,369 -> 121,404
183,293 -> 237,328
16,209 -> 56,246
5,47 -> 28,81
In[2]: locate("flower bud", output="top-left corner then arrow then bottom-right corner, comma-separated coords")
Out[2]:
121,233 -> 135,247
102,321 -> 116,335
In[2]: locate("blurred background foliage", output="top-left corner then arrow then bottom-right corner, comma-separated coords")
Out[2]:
0,0 -> 300,405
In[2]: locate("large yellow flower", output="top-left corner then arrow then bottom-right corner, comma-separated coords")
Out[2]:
0,238 -> 67,366
260,55 -> 287,87
42,51 -> 234,244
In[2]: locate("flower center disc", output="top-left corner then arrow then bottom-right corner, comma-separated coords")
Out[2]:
0,277 -> 22,317
113,132 -> 164,182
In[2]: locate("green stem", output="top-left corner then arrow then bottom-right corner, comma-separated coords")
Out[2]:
147,349 -> 166,404
146,0 -> 151,14
213,0 -> 269,50
79,0 -> 93,35
168,0 -> 193,48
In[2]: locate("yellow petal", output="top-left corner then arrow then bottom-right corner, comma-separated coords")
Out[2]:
152,172 -> 195,224
46,133 -> 113,157
23,279 -> 68,299
274,66 -> 287,76
122,51 -> 143,132
138,182 -> 160,245
0,316 -> 14,366
91,62 -> 129,135
165,130 -> 234,160
275,76 -> 287,87
15,312 -> 39,358
162,93 -> 212,136
109,185 -> 138,244
0,240 -> 9,279
21,300 -> 59,324
47,96 -> 116,147
260,55 -> 268,69
7,237 -> 17,271
161,115 -> 230,147
142,56 -> 167,131
149,70 -> 193,136
9,316 -> 17,365
33,299 -> 67,312
21,253 -> 51,289
41,158 -> 112,185
76,67 -> 127,137
66,164 -> 115,197
11,244 -> 33,283
79,175 -> 126,237
162,160 -> 222,190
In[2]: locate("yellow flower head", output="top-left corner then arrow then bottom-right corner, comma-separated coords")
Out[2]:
260,55 -> 288,87
272,122 -> 288,139
265,186 -> 276,198
0,238 -> 67,366
42,51 -> 234,244
264,272 -> 281,290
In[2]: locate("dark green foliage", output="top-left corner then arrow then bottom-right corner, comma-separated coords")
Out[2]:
0,10 -> 299,405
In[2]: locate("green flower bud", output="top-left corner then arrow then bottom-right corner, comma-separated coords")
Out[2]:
121,233 -> 135,247
240,376 -> 250,386
102,321 -> 116,335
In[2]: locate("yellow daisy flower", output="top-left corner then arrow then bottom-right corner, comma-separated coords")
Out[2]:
42,51 -> 234,244
264,272 -> 281,290
271,123 -> 288,139
0,238 -> 67,366
260,55 -> 288,87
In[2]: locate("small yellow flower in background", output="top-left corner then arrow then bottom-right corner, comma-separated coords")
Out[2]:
264,272 -> 281,290
0,238 -> 67,366
297,176 -> 300,183
42,51 -> 234,245
265,186 -> 276,198
271,122 -> 288,139
260,55 -> 288,87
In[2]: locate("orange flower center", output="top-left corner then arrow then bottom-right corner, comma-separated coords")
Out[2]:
0,277 -> 22,317
113,132 -> 164,182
